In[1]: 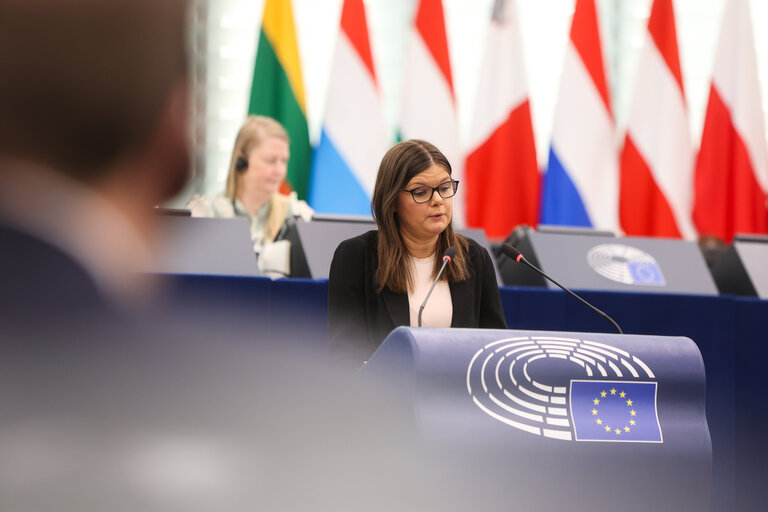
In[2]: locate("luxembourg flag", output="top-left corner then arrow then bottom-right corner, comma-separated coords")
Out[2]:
465,0 -> 539,239
620,0 -> 695,239
400,0 -> 464,226
308,0 -> 389,214
540,0 -> 618,232
693,0 -> 768,243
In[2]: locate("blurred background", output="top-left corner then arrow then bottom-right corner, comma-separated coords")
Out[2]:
182,0 -> 768,223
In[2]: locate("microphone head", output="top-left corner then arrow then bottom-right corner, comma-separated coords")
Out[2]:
443,247 -> 456,263
501,243 -> 524,262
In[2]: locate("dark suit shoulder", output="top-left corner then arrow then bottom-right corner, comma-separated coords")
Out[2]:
333,230 -> 378,259
463,235 -> 482,252
0,224 -> 108,324
461,235 -> 491,264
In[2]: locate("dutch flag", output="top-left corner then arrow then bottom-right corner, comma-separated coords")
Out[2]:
540,0 -> 618,233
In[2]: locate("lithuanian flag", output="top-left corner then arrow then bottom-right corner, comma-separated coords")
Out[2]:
249,0 -> 311,200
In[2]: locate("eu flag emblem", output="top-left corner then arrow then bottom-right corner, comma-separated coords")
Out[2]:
628,261 -> 665,285
570,380 -> 662,442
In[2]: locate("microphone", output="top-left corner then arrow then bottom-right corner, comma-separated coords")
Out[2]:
501,244 -> 623,334
418,247 -> 456,328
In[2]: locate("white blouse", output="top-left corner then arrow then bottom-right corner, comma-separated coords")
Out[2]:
407,254 -> 453,328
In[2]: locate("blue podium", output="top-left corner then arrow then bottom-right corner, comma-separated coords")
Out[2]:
360,327 -> 711,511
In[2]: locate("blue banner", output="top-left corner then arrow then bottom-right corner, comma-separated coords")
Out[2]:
570,380 -> 662,442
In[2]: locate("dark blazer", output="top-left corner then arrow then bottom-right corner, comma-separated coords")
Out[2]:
328,230 -> 507,366
0,222 -> 109,326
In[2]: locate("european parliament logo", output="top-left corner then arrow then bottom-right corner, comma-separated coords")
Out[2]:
587,244 -> 666,286
466,336 -> 663,443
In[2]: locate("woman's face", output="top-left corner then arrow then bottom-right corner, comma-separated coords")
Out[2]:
241,136 -> 289,197
396,164 -> 453,244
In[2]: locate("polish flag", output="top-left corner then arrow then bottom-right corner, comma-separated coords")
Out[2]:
308,0 -> 389,214
540,0 -> 618,233
399,0 -> 464,226
465,0 -> 539,239
620,0 -> 695,239
693,0 -> 768,242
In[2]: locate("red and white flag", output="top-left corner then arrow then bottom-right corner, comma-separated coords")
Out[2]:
399,0 -> 464,226
619,0 -> 695,239
465,0 -> 539,239
693,0 -> 768,242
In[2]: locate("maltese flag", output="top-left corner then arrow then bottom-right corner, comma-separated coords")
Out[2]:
693,0 -> 768,242
399,0 -> 464,226
620,0 -> 695,239
308,0 -> 389,214
465,0 -> 539,239
540,0 -> 618,232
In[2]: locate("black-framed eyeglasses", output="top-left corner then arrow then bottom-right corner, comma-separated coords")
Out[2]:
402,180 -> 459,204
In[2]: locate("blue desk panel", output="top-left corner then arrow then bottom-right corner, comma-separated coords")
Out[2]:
163,274 -> 767,510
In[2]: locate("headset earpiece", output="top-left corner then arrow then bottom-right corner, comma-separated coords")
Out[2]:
235,156 -> 248,173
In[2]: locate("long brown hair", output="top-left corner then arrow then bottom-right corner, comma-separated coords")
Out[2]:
372,139 -> 469,293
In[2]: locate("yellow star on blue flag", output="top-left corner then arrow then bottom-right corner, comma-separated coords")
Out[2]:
570,380 -> 662,442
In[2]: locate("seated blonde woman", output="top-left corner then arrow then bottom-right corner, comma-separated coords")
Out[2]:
187,116 -> 313,276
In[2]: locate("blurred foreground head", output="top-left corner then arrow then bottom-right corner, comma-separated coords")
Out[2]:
0,0 -> 191,201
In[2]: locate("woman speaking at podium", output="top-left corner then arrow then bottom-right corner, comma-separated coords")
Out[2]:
328,140 -> 506,367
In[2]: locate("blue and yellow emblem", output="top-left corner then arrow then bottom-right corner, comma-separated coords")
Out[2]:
570,380 -> 662,442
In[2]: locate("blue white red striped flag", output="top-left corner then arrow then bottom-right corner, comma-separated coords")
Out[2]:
308,0 -> 389,214
540,0 -> 618,232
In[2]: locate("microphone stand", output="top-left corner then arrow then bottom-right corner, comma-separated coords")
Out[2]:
503,245 -> 623,334
418,252 -> 453,328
